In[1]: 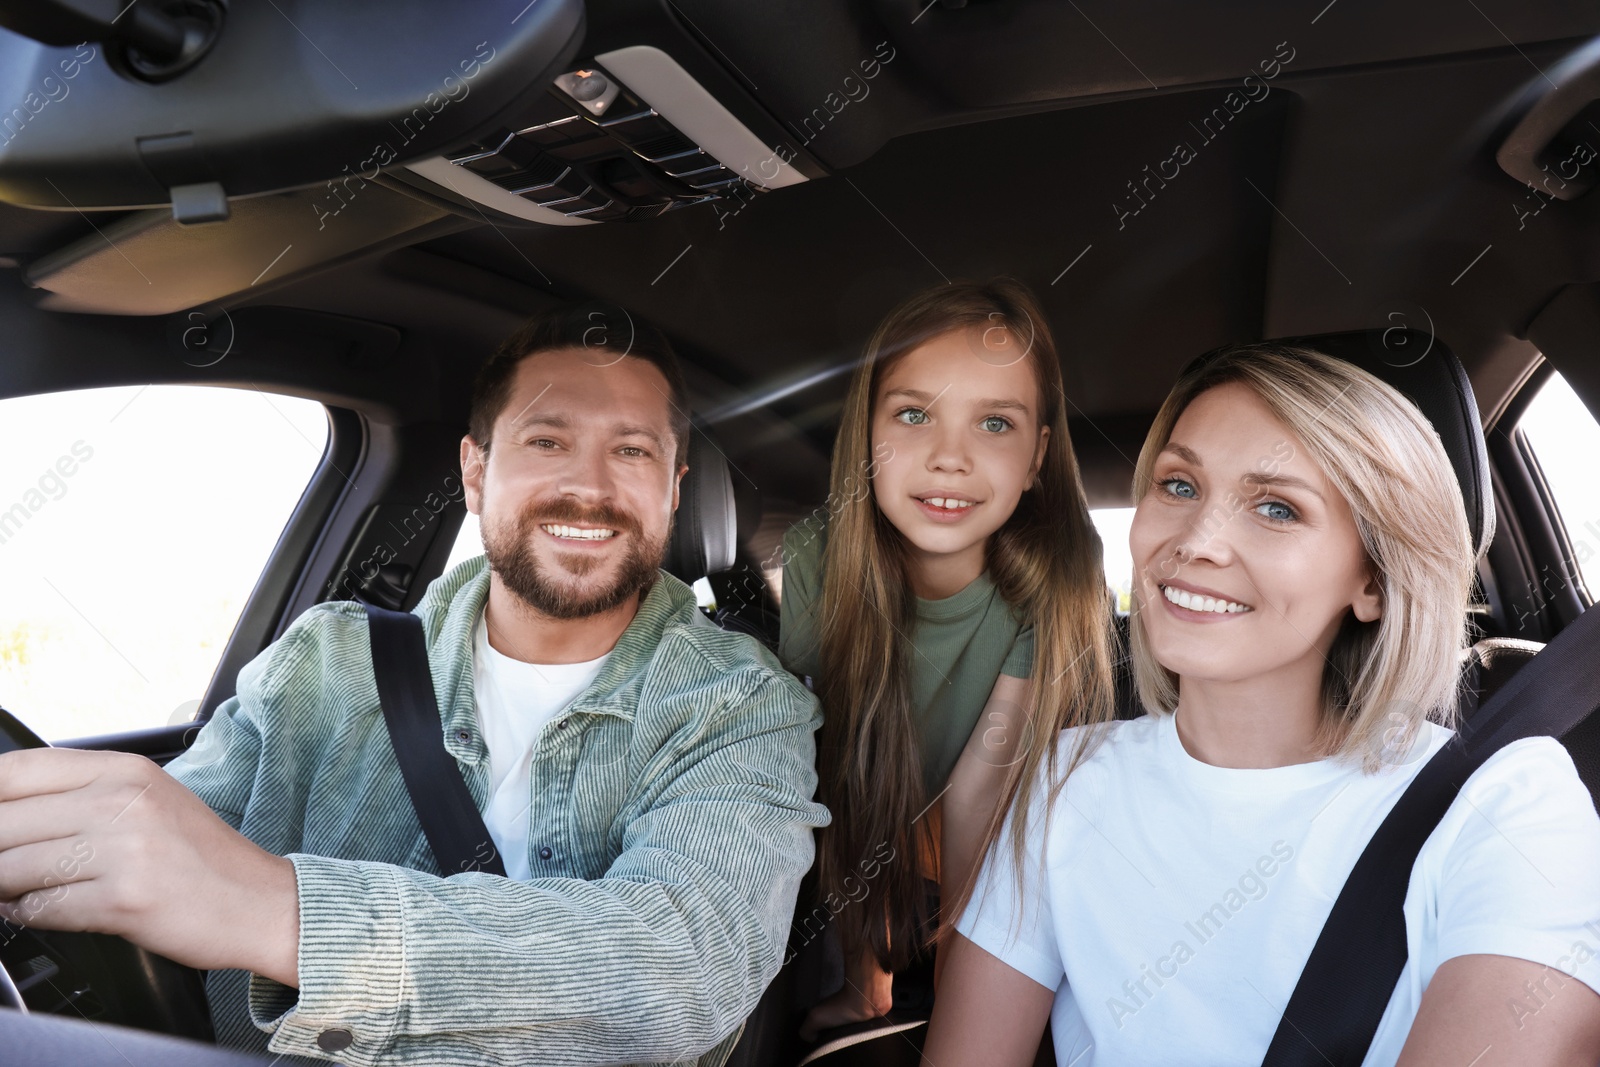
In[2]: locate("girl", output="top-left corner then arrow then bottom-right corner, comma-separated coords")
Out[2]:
778,278 -> 1116,1040
924,344 -> 1600,1065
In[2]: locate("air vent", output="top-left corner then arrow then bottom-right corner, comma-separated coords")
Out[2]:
632,131 -> 699,160
490,156 -> 568,194
439,87 -> 724,223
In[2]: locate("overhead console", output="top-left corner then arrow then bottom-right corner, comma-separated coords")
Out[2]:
398,45 -> 809,226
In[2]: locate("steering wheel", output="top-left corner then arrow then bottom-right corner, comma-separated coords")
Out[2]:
0,705 -> 214,1040
0,951 -> 21,1012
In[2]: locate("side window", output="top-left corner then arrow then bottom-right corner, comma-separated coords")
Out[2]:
1516,370 -> 1600,601
0,385 -> 329,741
1091,507 -> 1135,613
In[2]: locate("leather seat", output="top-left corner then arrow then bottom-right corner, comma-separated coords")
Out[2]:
663,424 -> 799,1062
1459,638 -> 1545,721
662,422 -> 783,649
662,423 -> 737,584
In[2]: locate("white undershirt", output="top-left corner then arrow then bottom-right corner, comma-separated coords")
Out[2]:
471,612 -> 609,880
957,712 -> 1600,1066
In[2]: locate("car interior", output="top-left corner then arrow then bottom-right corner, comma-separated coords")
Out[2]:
2,1 -> 1600,1064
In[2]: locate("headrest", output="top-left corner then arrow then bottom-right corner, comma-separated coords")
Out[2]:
664,424 -> 738,583
1272,330 -> 1494,556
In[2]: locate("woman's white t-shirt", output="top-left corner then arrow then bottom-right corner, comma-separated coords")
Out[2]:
956,712 -> 1600,1066
471,613 -> 609,880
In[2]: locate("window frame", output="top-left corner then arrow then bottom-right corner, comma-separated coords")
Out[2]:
1483,361 -> 1591,644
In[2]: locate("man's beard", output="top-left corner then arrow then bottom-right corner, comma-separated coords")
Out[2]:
482,495 -> 668,620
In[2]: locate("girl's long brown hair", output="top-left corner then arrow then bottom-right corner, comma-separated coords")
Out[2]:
814,278 -> 1116,971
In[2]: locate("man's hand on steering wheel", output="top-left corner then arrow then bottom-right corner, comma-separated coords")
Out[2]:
0,749 -> 299,987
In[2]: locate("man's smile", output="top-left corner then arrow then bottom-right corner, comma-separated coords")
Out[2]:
540,523 -> 618,542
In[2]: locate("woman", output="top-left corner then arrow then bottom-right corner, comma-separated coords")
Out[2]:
924,343 -> 1600,1065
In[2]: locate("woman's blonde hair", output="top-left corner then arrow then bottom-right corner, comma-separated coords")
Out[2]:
813,277 -> 1115,971
1129,343 -> 1485,766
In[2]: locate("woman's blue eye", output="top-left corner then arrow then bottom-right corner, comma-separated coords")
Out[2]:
1255,499 -> 1298,523
980,415 -> 1012,433
1158,476 -> 1197,500
894,407 -> 929,425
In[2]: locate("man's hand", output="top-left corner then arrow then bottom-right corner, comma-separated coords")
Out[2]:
0,748 -> 299,987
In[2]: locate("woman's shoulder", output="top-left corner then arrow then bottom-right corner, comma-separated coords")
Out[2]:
1416,731 -> 1600,978
1453,731 -> 1595,816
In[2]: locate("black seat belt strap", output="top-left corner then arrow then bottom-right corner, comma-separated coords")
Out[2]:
1261,602 -> 1600,1066
363,603 -> 508,879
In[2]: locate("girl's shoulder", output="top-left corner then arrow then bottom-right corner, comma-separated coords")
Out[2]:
778,513 -> 830,609
776,516 -> 831,679
780,512 -> 830,570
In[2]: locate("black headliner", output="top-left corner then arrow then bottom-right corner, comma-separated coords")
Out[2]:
4,4 -> 1600,513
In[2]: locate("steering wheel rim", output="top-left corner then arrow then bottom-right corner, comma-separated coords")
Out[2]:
0,951 -> 24,1013
0,702 -> 40,1013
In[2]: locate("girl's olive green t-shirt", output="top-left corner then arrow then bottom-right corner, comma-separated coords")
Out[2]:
776,518 -> 1034,796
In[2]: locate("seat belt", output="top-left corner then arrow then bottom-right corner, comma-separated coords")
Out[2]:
363,603 -> 508,879
1261,603 -> 1600,1066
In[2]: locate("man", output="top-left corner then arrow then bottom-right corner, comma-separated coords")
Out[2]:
0,305 -> 829,1066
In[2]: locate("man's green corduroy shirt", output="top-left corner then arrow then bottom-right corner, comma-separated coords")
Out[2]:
165,556 -> 829,1067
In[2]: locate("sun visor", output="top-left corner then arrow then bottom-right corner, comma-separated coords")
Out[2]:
0,0 -> 583,212
23,181 -> 459,315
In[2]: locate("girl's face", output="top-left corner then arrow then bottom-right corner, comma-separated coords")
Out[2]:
870,326 -> 1049,591
1129,381 -> 1383,687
